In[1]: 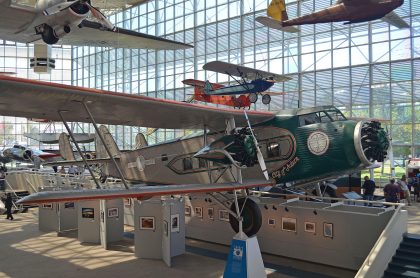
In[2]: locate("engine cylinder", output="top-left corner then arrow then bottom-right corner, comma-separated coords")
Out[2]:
354,121 -> 389,165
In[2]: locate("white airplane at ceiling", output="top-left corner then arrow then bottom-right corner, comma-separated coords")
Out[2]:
0,0 -> 192,49
0,75 -> 389,237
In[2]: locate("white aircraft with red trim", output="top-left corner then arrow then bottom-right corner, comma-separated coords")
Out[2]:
0,75 -> 389,236
0,0 -> 192,49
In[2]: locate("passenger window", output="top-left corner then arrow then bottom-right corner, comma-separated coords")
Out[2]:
183,157 -> 193,170
299,113 -> 320,126
267,142 -> 280,158
198,158 -> 206,168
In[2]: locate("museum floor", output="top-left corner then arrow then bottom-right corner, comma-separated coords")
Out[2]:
1,202 -> 419,278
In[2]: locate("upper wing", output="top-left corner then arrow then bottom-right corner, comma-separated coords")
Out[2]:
381,11 -> 409,29
0,75 -> 275,130
17,180 -> 274,204
203,61 -> 292,83
58,20 -> 192,50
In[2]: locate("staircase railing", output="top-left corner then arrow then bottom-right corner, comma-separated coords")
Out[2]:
355,204 -> 407,278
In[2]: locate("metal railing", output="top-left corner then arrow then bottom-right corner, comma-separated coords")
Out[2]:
354,204 -> 407,278
250,190 -> 403,209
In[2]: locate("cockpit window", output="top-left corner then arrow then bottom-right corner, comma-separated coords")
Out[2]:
299,112 -> 330,126
299,109 -> 346,126
325,109 -> 347,121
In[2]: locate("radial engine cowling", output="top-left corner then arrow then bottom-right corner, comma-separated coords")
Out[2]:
354,121 -> 390,166
194,127 -> 258,167
23,150 -> 33,160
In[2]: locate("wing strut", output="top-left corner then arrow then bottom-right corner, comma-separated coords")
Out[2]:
82,102 -> 130,190
58,110 -> 102,189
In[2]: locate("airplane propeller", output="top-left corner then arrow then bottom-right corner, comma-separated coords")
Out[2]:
243,110 -> 269,181
43,0 -> 115,31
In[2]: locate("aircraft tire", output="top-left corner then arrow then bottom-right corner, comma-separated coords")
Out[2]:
42,25 -> 59,45
229,198 -> 262,237
249,93 -> 258,103
262,94 -> 271,105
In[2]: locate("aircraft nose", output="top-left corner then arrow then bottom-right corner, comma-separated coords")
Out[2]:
354,121 -> 390,166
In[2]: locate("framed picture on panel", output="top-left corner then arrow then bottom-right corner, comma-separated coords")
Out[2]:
323,223 -> 333,238
304,222 -> 316,233
281,217 -> 296,232
140,216 -> 155,230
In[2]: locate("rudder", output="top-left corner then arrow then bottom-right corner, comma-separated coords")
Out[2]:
95,125 -> 121,159
267,0 -> 288,21
59,132 -> 75,161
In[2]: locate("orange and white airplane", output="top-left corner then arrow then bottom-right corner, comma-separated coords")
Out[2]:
183,61 -> 289,109
183,79 -> 254,109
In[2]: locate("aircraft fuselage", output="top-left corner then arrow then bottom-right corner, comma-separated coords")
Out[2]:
103,106 -> 389,186
283,0 -> 404,27
207,79 -> 275,96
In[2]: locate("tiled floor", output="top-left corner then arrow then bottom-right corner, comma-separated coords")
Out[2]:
0,211 -> 356,278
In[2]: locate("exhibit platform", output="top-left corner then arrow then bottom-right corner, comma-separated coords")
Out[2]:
0,211 -> 356,278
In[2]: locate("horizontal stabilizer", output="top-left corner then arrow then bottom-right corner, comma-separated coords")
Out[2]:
17,180 -> 274,204
381,11 -> 410,29
44,157 -> 114,167
255,16 -> 299,33
24,133 -> 95,144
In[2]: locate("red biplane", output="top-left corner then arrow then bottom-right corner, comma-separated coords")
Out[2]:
183,61 -> 290,109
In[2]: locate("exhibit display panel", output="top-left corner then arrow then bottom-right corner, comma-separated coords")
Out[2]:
78,200 -> 101,243
39,203 -> 58,232
186,195 -> 395,270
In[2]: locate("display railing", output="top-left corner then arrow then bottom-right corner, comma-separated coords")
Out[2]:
354,204 -> 406,278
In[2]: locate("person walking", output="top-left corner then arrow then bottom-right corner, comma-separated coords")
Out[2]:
398,175 -> 411,206
362,176 -> 376,206
384,178 -> 400,203
3,193 -> 14,220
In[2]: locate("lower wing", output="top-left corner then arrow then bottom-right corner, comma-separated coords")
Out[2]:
58,20 -> 193,50
17,180 -> 274,204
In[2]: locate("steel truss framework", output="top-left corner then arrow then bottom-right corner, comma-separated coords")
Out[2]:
0,0 -> 419,160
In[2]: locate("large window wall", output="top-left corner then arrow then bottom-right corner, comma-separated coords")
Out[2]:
73,0 -> 420,158
0,42 -> 72,149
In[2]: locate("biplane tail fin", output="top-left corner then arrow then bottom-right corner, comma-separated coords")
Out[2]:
95,125 -> 121,159
204,80 -> 213,94
135,133 -> 148,149
267,0 -> 288,22
59,133 -> 75,161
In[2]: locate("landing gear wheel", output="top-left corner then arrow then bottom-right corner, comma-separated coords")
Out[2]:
262,94 -> 271,105
248,93 -> 258,103
229,198 -> 262,237
41,25 -> 59,45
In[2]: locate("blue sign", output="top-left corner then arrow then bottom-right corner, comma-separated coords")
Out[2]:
224,239 -> 247,278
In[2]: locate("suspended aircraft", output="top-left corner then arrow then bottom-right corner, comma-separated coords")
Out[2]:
256,0 -> 409,32
0,75 -> 389,236
1,144 -> 61,163
184,61 -> 290,108
0,0 -> 192,49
